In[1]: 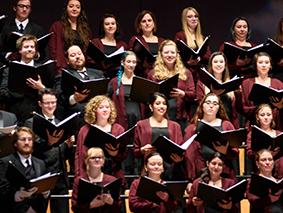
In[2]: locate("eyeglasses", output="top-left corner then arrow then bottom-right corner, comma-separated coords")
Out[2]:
41,101 -> 57,106
89,156 -> 103,160
18,137 -> 33,141
17,4 -> 31,9
204,100 -> 219,106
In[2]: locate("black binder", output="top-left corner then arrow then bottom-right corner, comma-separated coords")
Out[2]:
249,174 -> 283,197
195,120 -> 247,149
223,42 -> 266,62
32,112 -> 81,145
132,37 -> 157,63
197,179 -> 247,207
77,177 -> 122,203
0,15 -> 6,32
61,69 -> 109,98
176,35 -> 210,61
199,67 -> 244,95
130,74 -> 179,104
152,134 -> 198,163
7,60 -> 55,96
136,176 -> 188,204
84,124 -> 136,149
251,125 -> 283,154
86,41 -> 125,65
7,161 -> 60,193
6,32 -> 53,53
248,83 -> 283,107
265,38 -> 283,64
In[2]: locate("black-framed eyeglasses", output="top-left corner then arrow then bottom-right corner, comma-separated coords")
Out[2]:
17,4 -> 31,9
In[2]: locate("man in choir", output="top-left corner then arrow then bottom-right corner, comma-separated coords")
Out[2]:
0,34 -> 52,124
55,45 -> 104,117
0,127 -> 49,213
0,0 -> 45,61
24,88 -> 74,213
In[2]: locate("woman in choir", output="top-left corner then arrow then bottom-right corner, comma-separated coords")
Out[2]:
246,149 -> 283,212
241,52 -> 283,128
147,39 -> 195,130
196,51 -> 240,128
108,50 -> 143,175
48,0 -> 91,74
246,103 -> 283,177
219,17 -> 256,78
184,93 -> 238,181
174,6 -> 211,81
128,10 -> 164,77
188,152 -> 238,212
72,147 -> 119,212
134,92 -> 184,179
89,13 -> 127,78
74,95 -> 126,186
129,152 -> 176,213
108,50 -> 142,130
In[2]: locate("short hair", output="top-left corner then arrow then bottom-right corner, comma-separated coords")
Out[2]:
230,16 -> 251,40
254,149 -> 273,162
84,95 -> 117,125
16,34 -> 38,51
84,147 -> 105,171
38,88 -> 57,102
14,0 -> 32,6
14,127 -> 35,144
135,10 -> 157,35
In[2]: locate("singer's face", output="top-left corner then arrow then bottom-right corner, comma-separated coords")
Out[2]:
161,44 -> 177,68
123,54 -> 137,74
186,9 -> 198,30
256,106 -> 273,128
39,94 -> 57,117
96,100 -> 111,121
146,155 -> 164,176
234,20 -> 249,40
66,0 -> 81,19
256,151 -> 274,174
140,13 -> 155,34
256,55 -> 271,75
14,0 -> 31,21
211,55 -> 225,75
15,131 -> 33,156
207,157 -> 224,177
19,40 -> 36,61
104,17 -> 117,36
67,45 -> 85,70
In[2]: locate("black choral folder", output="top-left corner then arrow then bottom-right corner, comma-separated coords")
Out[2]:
84,124 -> 136,148
251,125 -> 283,153
265,38 -> 283,64
0,15 -> 6,33
132,37 -> 157,63
6,31 -> 53,53
7,161 -> 60,193
77,177 -> 122,203
176,35 -> 210,61
197,179 -> 247,207
61,69 -> 109,98
152,134 -> 198,163
32,112 -> 81,145
136,176 -> 189,204
249,174 -> 283,197
199,67 -> 244,95
248,83 -> 283,107
130,74 -> 179,104
223,42 -> 266,62
7,60 -> 55,96
86,41 -> 125,64
195,120 -> 247,149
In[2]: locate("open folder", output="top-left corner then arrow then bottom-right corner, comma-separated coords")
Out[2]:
77,177 -> 122,203
176,35 -> 210,62
197,179 -> 247,207
32,112 -> 81,145
84,124 -> 136,149
195,120 -> 247,149
152,134 -> 198,163
7,161 -> 60,193
199,67 -> 243,95
130,74 -> 179,104
136,176 -> 188,204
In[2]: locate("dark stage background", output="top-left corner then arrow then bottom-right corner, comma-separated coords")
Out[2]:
2,0 -> 283,51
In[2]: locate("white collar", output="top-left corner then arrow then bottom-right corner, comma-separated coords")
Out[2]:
15,18 -> 29,30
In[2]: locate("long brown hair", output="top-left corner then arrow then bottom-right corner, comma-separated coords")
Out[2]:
61,0 -> 91,51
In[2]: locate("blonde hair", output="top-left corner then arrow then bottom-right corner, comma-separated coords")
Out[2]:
84,147 -> 105,172
84,95 -> 117,125
181,7 -> 204,49
153,40 -> 187,81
